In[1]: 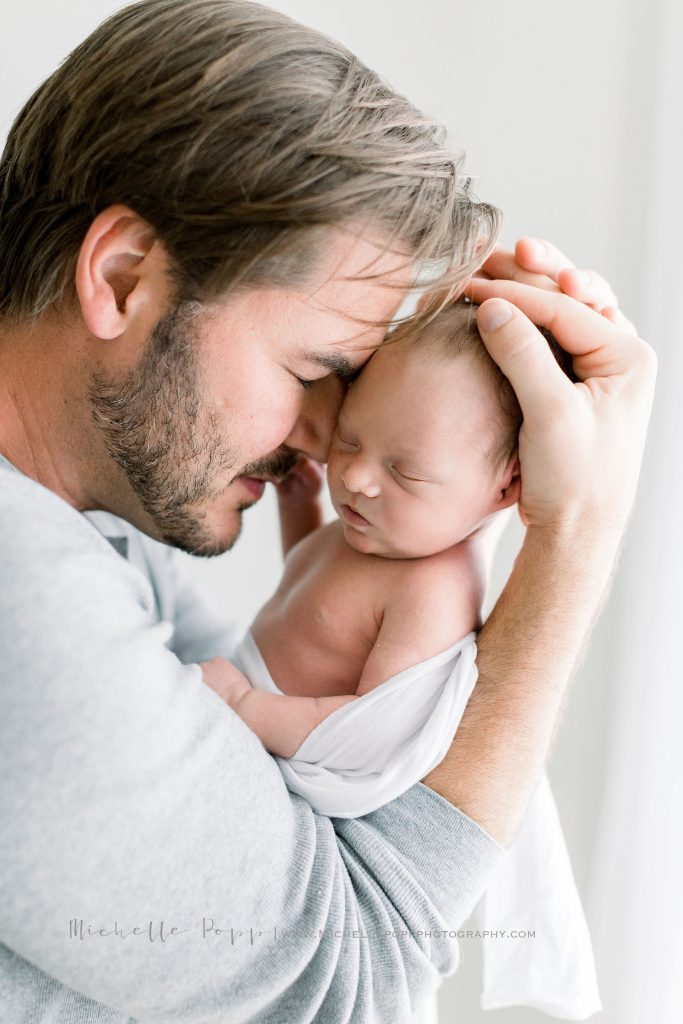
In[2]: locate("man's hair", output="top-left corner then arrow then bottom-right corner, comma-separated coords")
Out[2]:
0,0 -> 501,323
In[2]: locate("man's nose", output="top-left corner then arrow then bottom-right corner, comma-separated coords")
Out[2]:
282,376 -> 345,463
340,458 -> 381,499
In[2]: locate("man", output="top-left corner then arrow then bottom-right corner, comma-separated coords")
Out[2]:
0,1 -> 656,1022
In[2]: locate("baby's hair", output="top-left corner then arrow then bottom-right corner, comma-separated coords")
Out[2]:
388,299 -> 576,477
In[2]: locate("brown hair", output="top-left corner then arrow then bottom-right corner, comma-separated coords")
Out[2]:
0,0 -> 501,324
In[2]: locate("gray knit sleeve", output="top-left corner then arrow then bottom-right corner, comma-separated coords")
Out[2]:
0,482 -> 504,1024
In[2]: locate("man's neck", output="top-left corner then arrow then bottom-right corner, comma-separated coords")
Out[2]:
0,316 -> 105,511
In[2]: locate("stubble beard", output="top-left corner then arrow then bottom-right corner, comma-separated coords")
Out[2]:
87,301 -> 294,557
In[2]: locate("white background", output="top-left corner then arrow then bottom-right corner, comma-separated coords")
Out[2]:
2,2 -> 678,1022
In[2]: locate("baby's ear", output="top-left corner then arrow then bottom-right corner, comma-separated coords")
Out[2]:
497,453 -> 521,509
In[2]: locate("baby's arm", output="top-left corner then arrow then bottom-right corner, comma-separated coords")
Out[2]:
275,458 -> 325,557
356,543 -> 484,696
201,541 -> 484,756
200,656 -> 357,758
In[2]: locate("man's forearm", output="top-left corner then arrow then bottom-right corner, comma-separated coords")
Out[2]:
421,524 -> 622,846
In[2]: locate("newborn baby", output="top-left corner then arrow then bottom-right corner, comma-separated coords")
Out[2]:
199,303 -> 601,1017
202,300 -> 523,757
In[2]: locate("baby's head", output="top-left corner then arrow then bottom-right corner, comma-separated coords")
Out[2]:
326,301 -> 523,558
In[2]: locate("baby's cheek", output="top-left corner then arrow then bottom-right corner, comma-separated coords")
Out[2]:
401,498 -> 461,557
386,499 -> 427,551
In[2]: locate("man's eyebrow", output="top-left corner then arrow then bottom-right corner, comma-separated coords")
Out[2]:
305,352 -> 360,382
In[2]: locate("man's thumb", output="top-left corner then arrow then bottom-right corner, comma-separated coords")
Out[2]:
476,298 -> 572,417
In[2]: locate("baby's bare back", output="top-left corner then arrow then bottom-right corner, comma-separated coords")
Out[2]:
250,520 -> 484,699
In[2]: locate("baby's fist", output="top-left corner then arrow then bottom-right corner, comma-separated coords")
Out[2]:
275,456 -> 325,508
199,657 -> 253,709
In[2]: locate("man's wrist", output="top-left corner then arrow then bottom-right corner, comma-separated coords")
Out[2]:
530,515 -> 624,567
502,518 -> 624,653
422,512 -> 627,844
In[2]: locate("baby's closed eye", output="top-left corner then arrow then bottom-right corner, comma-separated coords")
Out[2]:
335,430 -> 359,450
391,465 -> 430,484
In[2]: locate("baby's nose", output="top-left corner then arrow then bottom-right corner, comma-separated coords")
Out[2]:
341,464 -> 381,499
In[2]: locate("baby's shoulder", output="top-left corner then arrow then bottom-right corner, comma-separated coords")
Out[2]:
398,538 -> 483,583
385,541 -> 486,625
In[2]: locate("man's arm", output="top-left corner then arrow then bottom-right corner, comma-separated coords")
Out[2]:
0,487 -> 504,1023
422,278 -> 657,845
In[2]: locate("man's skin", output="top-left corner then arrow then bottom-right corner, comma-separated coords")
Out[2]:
0,209 -> 409,551
426,266 -> 656,842
0,207 -> 657,847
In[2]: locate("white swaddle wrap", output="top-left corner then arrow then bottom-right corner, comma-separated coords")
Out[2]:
232,630 -> 601,1020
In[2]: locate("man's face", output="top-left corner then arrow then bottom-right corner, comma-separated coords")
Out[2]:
88,230 -> 411,556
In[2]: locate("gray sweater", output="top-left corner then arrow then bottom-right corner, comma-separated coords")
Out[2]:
0,452 -> 504,1023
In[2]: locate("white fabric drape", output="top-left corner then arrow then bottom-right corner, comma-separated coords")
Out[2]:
587,1 -> 683,1019
234,629 -> 600,1018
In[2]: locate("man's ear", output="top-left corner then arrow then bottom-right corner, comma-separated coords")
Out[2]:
75,204 -> 163,339
495,452 -> 521,510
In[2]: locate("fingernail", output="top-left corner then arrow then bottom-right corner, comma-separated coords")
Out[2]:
478,299 -> 513,332
576,270 -> 592,285
528,239 -> 546,258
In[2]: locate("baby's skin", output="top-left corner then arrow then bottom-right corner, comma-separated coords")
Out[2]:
202,306 -> 521,757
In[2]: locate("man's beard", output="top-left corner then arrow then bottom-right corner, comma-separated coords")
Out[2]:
88,301 -> 298,557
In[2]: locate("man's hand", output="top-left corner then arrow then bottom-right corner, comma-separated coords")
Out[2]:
422,253 -> 656,844
464,276 -> 657,537
477,237 -> 637,333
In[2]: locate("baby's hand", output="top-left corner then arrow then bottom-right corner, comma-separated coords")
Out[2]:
275,456 -> 325,508
275,457 -> 326,555
199,657 -> 253,709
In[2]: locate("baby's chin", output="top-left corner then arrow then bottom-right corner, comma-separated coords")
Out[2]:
339,520 -> 417,560
339,517 -> 475,560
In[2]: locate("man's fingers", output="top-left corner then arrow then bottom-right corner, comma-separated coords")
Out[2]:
479,248 -> 560,291
475,298 -> 575,418
465,278 -> 644,374
482,243 -> 623,318
558,267 -> 619,312
601,305 -> 638,335
515,237 -> 576,280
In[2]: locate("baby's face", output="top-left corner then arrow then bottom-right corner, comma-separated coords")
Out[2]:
327,339 -> 508,558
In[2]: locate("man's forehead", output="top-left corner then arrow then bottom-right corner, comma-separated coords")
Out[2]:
312,227 -> 414,290
302,230 -> 414,326
301,286 -> 406,340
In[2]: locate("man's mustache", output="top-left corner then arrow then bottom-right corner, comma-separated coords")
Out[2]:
237,447 -> 300,482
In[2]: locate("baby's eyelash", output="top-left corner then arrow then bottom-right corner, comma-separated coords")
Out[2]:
335,431 -> 358,449
392,465 -> 423,482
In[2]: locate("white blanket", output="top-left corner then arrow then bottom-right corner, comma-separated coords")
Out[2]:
232,630 -> 602,1019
